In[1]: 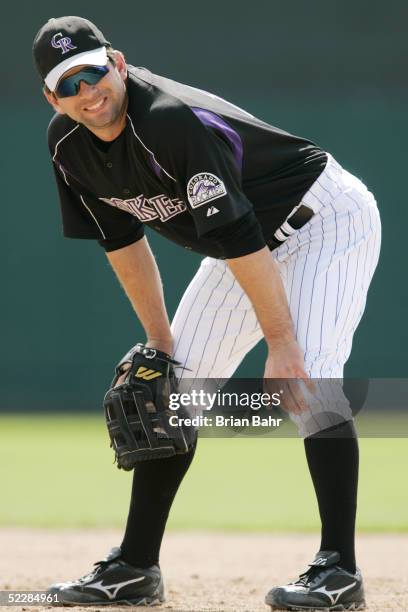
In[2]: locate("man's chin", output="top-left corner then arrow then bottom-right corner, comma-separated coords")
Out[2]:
81,111 -> 119,130
82,112 -> 112,127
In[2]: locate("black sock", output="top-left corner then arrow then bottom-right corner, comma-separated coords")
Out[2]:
121,441 -> 197,568
304,421 -> 358,573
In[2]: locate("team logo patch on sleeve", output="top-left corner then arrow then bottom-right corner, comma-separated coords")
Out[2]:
187,173 -> 227,208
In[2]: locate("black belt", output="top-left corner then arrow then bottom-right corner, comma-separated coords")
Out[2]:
267,204 -> 314,250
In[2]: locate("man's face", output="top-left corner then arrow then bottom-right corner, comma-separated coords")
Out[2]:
44,52 -> 127,131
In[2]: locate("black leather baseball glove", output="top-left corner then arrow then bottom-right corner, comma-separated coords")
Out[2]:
104,343 -> 196,469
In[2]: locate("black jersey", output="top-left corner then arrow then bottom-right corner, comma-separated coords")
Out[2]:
48,65 -> 327,259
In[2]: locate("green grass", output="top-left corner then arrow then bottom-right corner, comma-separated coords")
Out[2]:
0,414 -> 407,531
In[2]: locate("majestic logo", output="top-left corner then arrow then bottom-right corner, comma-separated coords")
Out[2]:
51,32 -> 77,54
135,367 -> 163,381
99,194 -> 187,223
187,173 -> 227,209
206,206 -> 219,217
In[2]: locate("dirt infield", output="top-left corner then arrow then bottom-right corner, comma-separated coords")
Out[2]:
1,529 -> 407,611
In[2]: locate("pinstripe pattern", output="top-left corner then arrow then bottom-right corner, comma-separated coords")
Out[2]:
171,155 -> 381,437
178,264 -> 229,374
193,276 -> 237,376
172,259 -> 219,358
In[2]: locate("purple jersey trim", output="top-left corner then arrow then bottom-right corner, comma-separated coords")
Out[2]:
149,156 -> 162,179
191,107 -> 243,172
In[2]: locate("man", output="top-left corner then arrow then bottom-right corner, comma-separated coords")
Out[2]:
32,15 -> 380,610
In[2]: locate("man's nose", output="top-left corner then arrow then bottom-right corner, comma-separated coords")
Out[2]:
77,79 -> 98,96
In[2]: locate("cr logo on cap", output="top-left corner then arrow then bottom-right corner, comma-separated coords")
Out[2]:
51,32 -> 77,54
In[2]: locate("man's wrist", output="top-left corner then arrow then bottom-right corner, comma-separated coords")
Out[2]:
266,331 -> 296,352
145,336 -> 174,356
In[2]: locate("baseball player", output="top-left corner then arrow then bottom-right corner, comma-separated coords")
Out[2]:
32,15 -> 381,611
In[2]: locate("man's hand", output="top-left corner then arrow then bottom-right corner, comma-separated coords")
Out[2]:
264,338 -> 315,414
104,343 -> 196,469
114,336 -> 174,388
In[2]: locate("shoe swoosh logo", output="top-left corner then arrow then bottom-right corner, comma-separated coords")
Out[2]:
312,581 -> 356,605
84,577 -> 145,600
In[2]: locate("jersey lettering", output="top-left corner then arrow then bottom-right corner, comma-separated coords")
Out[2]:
149,195 -> 187,221
99,194 -> 187,223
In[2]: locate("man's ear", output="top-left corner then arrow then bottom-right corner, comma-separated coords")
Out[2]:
113,51 -> 128,82
43,88 -> 64,114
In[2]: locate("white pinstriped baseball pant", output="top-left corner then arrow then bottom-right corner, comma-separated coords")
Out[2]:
170,155 -> 381,436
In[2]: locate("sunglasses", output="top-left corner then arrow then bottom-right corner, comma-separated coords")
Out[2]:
54,65 -> 109,98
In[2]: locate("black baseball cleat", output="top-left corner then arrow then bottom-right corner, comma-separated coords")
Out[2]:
48,547 -> 165,606
265,551 -> 365,611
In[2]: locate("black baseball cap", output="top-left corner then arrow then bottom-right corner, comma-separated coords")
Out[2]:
33,16 -> 111,91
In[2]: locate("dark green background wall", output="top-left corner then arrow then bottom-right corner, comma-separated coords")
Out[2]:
2,1 -> 407,409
